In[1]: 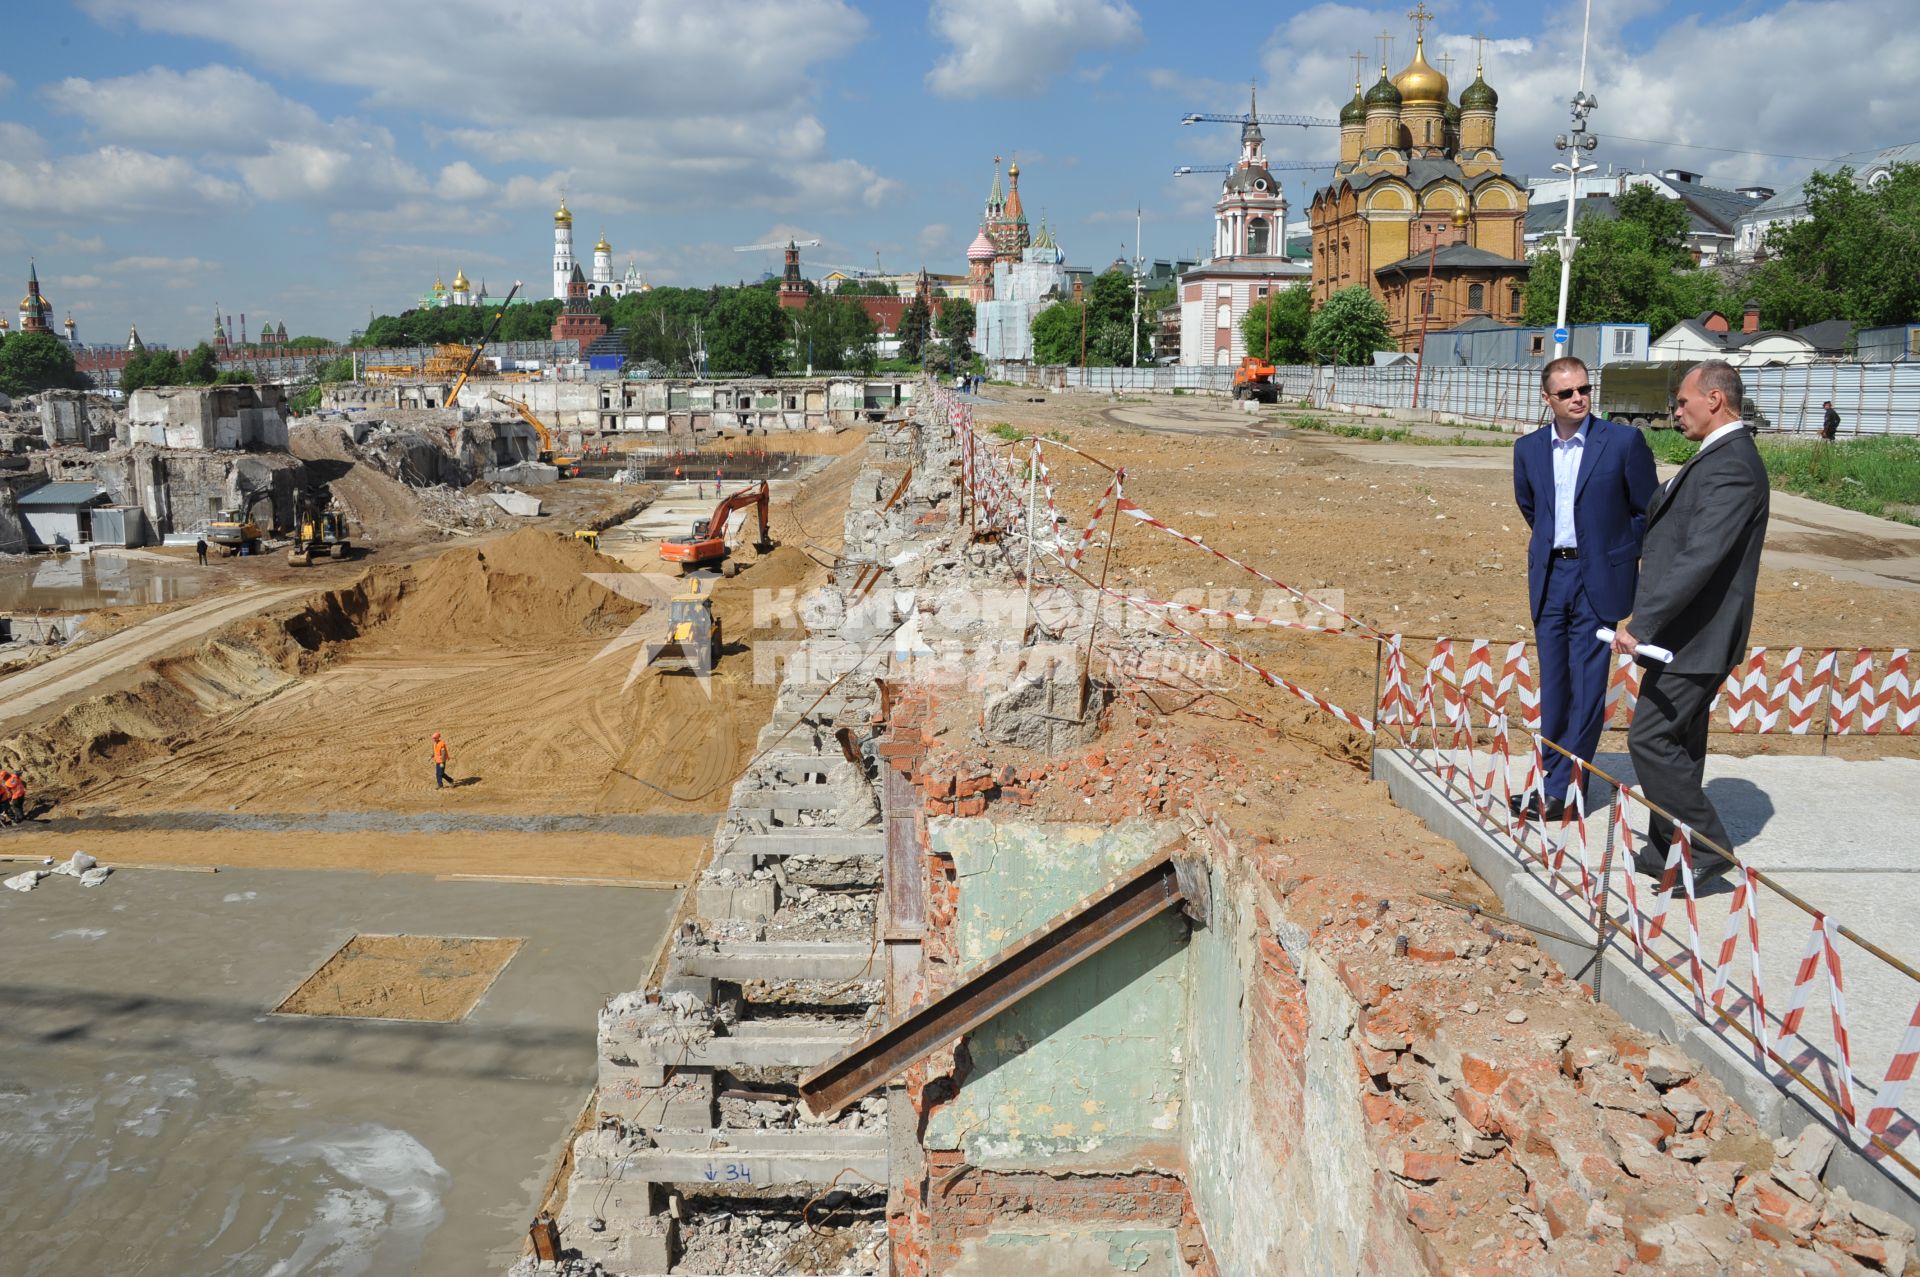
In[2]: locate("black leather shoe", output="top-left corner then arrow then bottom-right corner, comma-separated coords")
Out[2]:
1508,794 -> 1566,822
1692,857 -> 1738,888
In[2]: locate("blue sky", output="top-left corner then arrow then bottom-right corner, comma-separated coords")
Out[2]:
5,0 -> 1913,348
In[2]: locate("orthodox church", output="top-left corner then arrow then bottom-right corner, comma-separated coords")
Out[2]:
552,200 -> 646,301
1308,4 -> 1529,349
1176,88 -> 1312,366
967,159 -> 1074,363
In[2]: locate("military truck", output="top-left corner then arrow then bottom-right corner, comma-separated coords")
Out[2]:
1598,361 -> 1770,431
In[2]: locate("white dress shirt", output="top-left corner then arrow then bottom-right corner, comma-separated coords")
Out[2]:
1665,420 -> 1747,493
1549,418 -> 1589,550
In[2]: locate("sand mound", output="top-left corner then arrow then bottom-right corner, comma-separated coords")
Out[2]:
286,528 -> 642,653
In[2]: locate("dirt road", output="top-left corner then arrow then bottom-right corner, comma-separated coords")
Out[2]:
0,581 -> 315,736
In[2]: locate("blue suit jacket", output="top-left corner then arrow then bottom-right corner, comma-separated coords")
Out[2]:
1514,415 -> 1659,623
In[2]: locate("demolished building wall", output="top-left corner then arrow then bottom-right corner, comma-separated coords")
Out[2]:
126,384 -> 290,451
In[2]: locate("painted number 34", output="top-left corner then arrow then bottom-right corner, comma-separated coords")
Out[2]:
703,1162 -> 752,1183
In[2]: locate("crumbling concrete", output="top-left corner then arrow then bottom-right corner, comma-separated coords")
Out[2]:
127,384 -> 289,451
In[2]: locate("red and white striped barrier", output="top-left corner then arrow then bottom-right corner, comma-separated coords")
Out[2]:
1388,637 -> 1916,737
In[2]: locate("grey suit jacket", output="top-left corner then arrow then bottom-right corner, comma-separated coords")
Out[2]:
1628,428 -> 1770,675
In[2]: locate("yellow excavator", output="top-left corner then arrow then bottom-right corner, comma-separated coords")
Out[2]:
643,579 -> 723,676
489,392 -> 577,469
286,495 -> 353,565
207,490 -> 270,556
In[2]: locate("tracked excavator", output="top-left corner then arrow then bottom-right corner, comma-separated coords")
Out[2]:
659,480 -> 774,577
489,392 -> 577,469
207,490 -> 272,556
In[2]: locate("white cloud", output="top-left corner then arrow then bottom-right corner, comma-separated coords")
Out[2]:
1253,0 -> 1920,200
436,161 -> 492,201
50,64 -> 430,208
49,65 -> 320,153
918,222 -> 953,254
0,73 -> 14,98
927,0 -> 1141,98
54,274 -> 105,290
0,146 -> 244,221
108,256 -> 221,274
0,121 -> 43,160
77,1 -> 867,120
233,138 -> 426,207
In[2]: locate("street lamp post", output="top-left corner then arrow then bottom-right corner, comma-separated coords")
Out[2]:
1551,91 -> 1601,360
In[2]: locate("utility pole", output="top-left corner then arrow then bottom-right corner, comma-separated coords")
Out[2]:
1551,0 -> 1599,360
1130,207 -> 1144,369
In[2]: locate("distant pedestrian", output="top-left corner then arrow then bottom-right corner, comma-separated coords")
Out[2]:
195,537 -> 208,565
1821,400 -> 1840,441
432,732 -> 450,790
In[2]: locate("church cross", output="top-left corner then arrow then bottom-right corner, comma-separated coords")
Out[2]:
1474,32 -> 1487,74
1408,1 -> 1433,40
1376,29 -> 1394,71
1350,49 -> 1367,86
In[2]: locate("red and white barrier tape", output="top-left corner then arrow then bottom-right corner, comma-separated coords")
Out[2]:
1114,497 -> 1379,639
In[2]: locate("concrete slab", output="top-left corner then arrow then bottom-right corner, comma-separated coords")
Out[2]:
948,1229 -> 1179,1276
724,831 -> 885,858
674,941 -> 881,982
0,865 -> 676,1275
1376,747 -> 1920,1221
579,1146 -> 887,1187
485,490 -> 543,517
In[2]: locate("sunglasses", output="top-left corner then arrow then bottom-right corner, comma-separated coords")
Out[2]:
1550,384 -> 1593,401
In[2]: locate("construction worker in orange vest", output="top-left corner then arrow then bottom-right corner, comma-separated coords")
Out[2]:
0,768 -> 25,824
432,733 -> 450,790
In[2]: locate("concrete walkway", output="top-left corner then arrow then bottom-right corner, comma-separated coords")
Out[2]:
0,865 -> 674,1275
1378,745 -> 1920,1215
16,809 -> 717,836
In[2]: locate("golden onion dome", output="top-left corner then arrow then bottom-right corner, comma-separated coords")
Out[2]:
594,232 -> 611,253
554,199 -> 573,226
433,276 -> 446,292
1394,37 -> 1449,104
452,269 -> 470,291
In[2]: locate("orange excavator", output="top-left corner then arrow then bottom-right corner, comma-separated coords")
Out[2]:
1231,355 -> 1279,403
660,480 -> 774,577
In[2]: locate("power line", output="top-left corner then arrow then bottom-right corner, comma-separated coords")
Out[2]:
1603,133 -> 1841,163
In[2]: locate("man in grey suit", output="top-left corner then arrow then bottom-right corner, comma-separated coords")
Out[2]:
1611,361 -> 1769,879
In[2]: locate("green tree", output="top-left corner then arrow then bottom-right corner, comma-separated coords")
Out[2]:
1030,300 -> 1084,365
1239,287 -> 1314,363
896,293 -> 933,364
0,330 -> 87,396
937,297 -> 977,366
120,348 -> 184,394
1738,164 -> 1920,329
213,368 -> 256,384
1307,286 -> 1396,365
495,300 -> 563,344
789,292 -> 878,373
285,335 -> 334,349
1082,268 -> 1151,366
622,287 -> 715,375
1523,209 -> 1729,338
706,285 -> 786,375
1614,184 -> 1692,266
180,341 -> 220,384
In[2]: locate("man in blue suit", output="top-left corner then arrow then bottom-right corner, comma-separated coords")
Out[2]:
1512,357 -> 1658,819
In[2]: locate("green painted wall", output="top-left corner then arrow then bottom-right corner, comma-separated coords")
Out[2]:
924,818 -> 1187,1168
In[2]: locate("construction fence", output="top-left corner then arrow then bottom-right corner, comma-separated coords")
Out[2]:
930,381 -> 1920,1197
991,362 -> 1920,436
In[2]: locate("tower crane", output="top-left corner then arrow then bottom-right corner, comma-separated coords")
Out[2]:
1181,111 -> 1336,128
1173,161 -> 1336,176
732,239 -> 821,253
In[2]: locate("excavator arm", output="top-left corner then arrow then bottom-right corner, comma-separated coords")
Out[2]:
659,480 -> 775,575
447,281 -> 521,407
